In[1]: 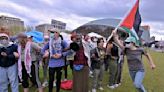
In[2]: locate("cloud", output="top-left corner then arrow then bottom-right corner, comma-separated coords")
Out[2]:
0,0 -> 164,40
42,0 -> 131,18
142,21 -> 164,40
0,0 -> 94,29
140,0 -> 164,22
39,0 -> 54,6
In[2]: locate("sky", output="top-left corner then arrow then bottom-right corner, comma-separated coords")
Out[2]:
0,0 -> 164,40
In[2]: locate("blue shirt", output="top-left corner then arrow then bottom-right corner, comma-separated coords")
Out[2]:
42,39 -> 69,68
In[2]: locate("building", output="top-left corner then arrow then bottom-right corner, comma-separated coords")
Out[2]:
0,15 -> 24,35
140,25 -> 151,43
35,24 -> 54,35
36,19 -> 66,36
51,19 -> 66,31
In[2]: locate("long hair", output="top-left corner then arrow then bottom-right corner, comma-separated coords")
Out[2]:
17,33 -> 28,47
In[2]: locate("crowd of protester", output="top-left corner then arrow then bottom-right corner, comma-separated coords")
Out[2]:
0,26 -> 155,92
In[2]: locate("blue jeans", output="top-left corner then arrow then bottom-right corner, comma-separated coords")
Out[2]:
0,64 -> 19,92
129,70 -> 147,92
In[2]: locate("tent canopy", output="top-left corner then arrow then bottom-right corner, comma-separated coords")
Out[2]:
25,30 -> 44,43
88,32 -> 104,38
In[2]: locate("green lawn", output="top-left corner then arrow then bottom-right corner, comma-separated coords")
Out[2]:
17,50 -> 164,92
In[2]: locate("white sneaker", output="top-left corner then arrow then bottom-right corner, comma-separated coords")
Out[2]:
53,82 -> 56,87
114,84 -> 119,88
107,85 -> 115,89
118,83 -> 121,86
90,71 -> 93,75
98,87 -> 104,91
19,83 -> 22,86
64,78 -> 67,81
89,71 -> 93,78
92,89 -> 96,92
114,83 -> 121,88
42,81 -> 48,87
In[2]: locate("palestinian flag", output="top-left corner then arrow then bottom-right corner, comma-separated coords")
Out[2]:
120,0 -> 141,45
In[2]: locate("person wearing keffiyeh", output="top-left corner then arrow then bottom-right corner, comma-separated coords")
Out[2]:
17,33 -> 43,92
42,28 -> 70,92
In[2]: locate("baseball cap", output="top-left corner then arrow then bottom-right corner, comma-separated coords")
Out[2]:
125,36 -> 137,46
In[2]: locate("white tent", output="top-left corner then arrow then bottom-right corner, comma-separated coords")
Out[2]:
88,32 -> 107,47
60,32 -> 72,44
88,32 -> 104,38
88,32 -> 106,42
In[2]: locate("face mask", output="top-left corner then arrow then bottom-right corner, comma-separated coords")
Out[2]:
93,38 -> 98,42
0,39 -> 9,47
76,40 -> 81,45
125,43 -> 132,48
50,33 -> 54,38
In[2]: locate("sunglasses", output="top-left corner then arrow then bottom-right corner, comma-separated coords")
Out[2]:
0,36 -> 8,40
50,31 -> 58,34
125,42 -> 131,44
101,41 -> 104,43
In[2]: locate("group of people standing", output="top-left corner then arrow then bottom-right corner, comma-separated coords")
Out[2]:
0,26 -> 156,92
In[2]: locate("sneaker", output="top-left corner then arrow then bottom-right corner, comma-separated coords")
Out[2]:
89,74 -> 94,78
118,83 -> 121,86
114,84 -> 119,88
89,71 -> 94,78
107,85 -> 115,89
92,88 -> 96,92
98,86 -> 104,91
42,81 -> 48,87
53,82 -> 56,87
19,83 -> 22,86
64,78 -> 67,81
114,83 -> 121,88
90,71 -> 93,75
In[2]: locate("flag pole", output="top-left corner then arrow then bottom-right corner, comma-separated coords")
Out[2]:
107,0 -> 139,42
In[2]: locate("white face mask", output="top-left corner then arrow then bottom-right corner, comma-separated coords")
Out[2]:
0,39 -> 9,47
93,38 -> 98,42
125,43 -> 132,48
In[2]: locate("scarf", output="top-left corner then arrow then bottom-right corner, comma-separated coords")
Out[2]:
49,37 -> 62,57
82,39 -> 92,67
0,42 -> 13,48
18,41 -> 32,80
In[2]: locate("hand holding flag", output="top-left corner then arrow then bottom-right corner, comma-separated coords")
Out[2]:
107,0 -> 142,46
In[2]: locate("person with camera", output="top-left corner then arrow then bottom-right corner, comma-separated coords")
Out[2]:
90,38 -> 106,92
69,34 -> 90,92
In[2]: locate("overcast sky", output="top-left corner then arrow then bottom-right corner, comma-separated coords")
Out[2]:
0,0 -> 164,40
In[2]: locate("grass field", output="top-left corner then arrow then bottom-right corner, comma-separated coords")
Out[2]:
17,49 -> 164,92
